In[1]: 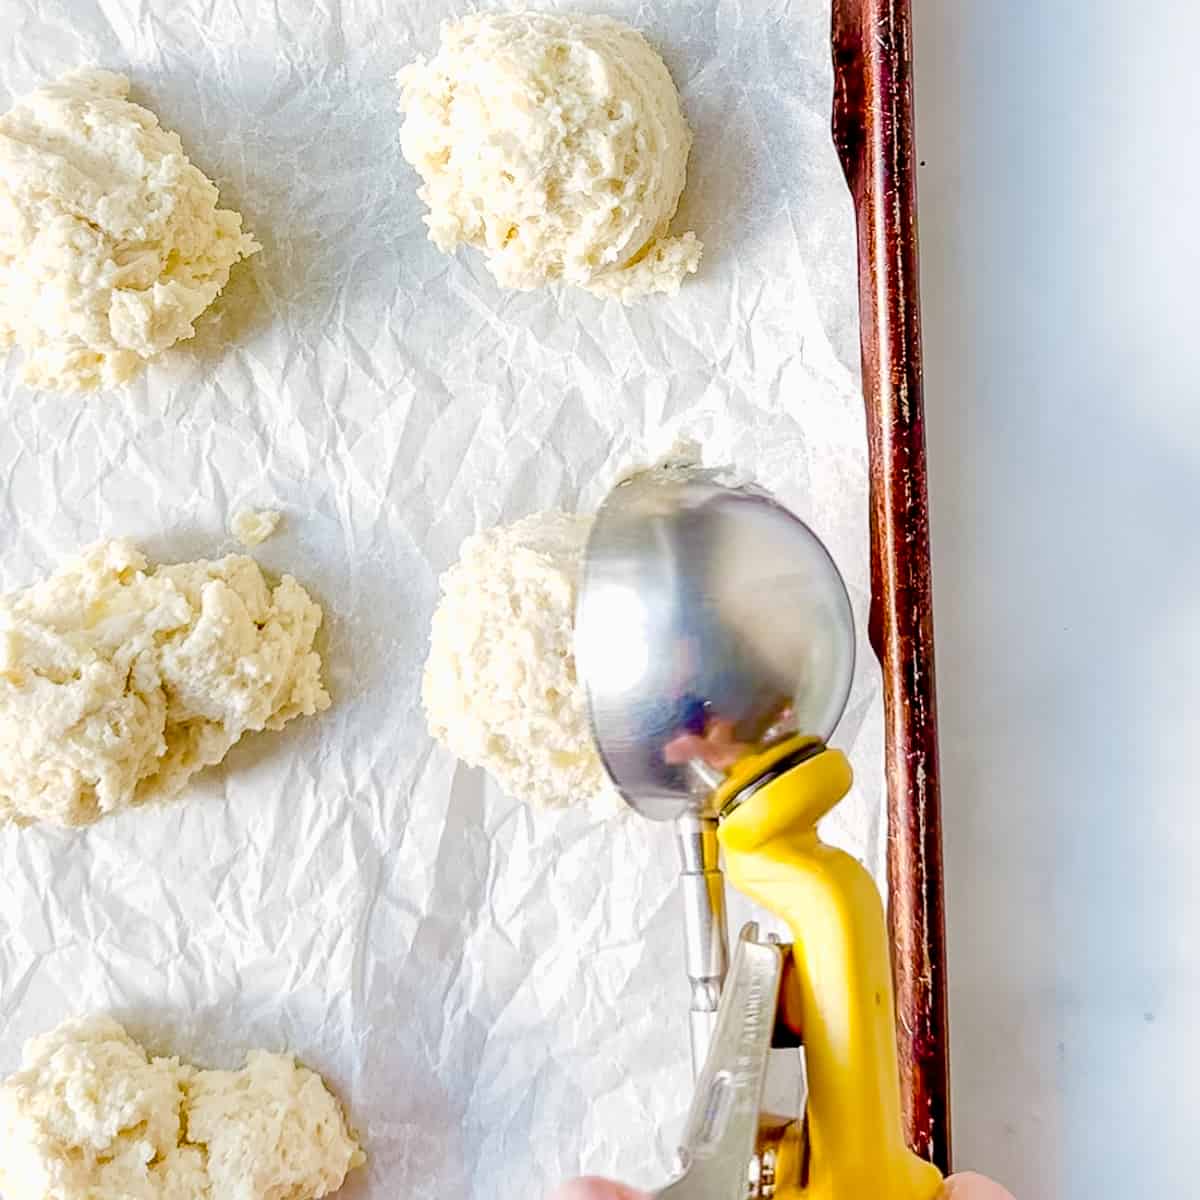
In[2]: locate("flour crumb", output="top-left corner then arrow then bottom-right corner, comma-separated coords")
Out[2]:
231,509 -> 281,547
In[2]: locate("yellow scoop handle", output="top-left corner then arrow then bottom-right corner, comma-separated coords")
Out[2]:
717,744 -> 943,1200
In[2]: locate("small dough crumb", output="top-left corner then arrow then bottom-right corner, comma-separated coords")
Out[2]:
0,539 -> 330,827
0,1016 -> 364,1200
0,69 -> 259,392
231,509 -> 281,547
423,511 -> 617,809
397,12 -> 701,302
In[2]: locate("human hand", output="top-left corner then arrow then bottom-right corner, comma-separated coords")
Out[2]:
549,1182 -> 648,1200
941,1174 -> 1017,1200
549,1172 -> 1015,1200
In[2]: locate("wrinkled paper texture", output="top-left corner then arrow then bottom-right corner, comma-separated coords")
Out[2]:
0,1 -> 882,1196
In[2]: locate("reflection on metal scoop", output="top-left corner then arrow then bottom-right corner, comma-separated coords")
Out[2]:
576,467 -> 855,822
576,467 -> 856,1073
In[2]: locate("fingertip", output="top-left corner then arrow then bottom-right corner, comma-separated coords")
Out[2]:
548,1177 -> 650,1200
942,1171 -> 1017,1200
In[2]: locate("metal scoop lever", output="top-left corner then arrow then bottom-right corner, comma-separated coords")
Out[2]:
654,925 -> 792,1200
675,813 -> 729,1076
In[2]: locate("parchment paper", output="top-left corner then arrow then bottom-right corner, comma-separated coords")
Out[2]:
0,2 -> 882,1195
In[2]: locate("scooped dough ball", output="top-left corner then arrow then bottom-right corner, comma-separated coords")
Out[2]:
0,69 -> 259,392
0,1016 -> 363,1200
397,11 -> 701,302
0,539 -> 330,828
423,512 -> 615,809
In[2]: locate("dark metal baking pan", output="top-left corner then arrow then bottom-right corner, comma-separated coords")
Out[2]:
832,0 -> 951,1172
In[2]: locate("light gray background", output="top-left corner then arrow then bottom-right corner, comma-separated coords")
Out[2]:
913,2 -> 1200,1197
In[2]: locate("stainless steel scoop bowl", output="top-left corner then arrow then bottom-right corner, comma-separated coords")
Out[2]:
575,465 -> 857,1072
576,467 -> 857,821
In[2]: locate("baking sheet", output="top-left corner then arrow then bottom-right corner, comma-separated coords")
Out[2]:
0,1 -> 880,1195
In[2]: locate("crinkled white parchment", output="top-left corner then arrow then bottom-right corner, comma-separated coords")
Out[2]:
0,2 -> 881,1197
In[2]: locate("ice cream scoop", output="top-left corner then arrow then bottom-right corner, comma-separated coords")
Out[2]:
576,466 -> 942,1199
576,466 -> 856,1070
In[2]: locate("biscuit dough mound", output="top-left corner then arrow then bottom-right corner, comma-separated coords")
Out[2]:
0,1016 -> 363,1200
423,511 -> 613,809
397,11 -> 701,301
0,540 -> 330,827
0,69 -> 259,392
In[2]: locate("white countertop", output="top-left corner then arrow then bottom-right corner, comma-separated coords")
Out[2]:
912,2 -> 1200,1196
